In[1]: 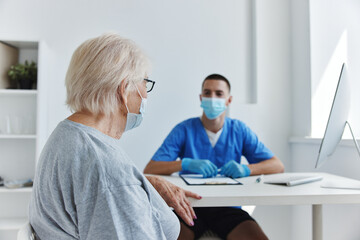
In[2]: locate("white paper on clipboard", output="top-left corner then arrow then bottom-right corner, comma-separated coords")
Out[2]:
180,174 -> 242,185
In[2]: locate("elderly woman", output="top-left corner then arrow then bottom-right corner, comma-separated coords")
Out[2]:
29,33 -> 200,239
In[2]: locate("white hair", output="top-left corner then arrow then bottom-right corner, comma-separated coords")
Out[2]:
65,33 -> 150,116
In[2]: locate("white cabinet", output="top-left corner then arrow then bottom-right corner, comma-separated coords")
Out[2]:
0,90 -> 37,180
0,40 -> 40,239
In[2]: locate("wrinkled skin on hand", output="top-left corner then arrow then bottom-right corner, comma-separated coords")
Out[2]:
146,175 -> 202,226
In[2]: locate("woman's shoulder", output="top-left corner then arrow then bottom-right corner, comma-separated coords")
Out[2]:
45,119 -> 141,173
39,120 -> 124,176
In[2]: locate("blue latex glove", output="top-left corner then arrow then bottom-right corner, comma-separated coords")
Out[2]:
220,160 -> 251,178
181,158 -> 218,178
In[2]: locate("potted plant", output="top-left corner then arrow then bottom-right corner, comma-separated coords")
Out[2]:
7,60 -> 37,89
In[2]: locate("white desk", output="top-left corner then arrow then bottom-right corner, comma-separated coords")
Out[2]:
161,172 -> 360,240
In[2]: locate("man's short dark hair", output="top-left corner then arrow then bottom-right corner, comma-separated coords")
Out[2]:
202,74 -> 231,92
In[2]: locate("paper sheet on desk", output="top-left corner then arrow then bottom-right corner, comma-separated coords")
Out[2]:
180,174 -> 242,185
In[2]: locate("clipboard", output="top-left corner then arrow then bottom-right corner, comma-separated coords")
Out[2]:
180,174 -> 242,185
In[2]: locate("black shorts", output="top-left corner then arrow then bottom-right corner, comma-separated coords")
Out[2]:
175,207 -> 255,239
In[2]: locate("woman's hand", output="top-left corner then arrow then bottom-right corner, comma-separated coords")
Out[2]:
146,175 -> 202,226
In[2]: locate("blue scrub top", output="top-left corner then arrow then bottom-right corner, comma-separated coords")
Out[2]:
152,117 -> 274,174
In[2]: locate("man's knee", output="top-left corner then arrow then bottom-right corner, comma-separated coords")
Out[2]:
227,220 -> 268,240
178,222 -> 195,240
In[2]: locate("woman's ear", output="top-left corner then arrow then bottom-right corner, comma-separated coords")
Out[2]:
118,80 -> 128,105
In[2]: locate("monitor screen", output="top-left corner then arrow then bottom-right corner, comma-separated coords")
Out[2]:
315,63 -> 350,168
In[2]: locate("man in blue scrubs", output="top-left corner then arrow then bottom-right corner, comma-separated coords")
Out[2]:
144,74 -> 284,240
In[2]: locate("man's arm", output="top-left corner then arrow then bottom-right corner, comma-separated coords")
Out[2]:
248,156 -> 284,175
144,159 -> 218,178
144,160 -> 182,175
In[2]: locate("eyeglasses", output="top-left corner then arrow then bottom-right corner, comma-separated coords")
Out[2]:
144,78 -> 155,93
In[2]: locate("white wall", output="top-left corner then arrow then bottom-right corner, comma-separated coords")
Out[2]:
290,0 -> 360,239
291,0 -> 312,138
310,0 -> 360,138
0,0 -> 257,168
0,1 -> 303,240
235,1 -> 292,239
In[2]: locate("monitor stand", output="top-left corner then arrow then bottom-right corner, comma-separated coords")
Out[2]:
321,121 -> 360,190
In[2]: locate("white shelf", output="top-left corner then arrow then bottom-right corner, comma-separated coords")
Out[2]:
0,217 -> 27,230
0,187 -> 32,194
0,40 -> 38,49
0,39 -> 39,237
0,89 -> 37,96
0,135 -> 36,139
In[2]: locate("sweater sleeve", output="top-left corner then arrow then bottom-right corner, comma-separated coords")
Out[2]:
76,183 -> 178,240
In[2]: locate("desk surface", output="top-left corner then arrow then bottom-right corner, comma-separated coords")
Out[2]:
160,172 -> 360,207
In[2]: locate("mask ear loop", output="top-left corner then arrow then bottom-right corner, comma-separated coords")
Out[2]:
125,81 -> 145,114
124,102 -> 130,113
134,84 -> 147,115
134,84 -> 144,100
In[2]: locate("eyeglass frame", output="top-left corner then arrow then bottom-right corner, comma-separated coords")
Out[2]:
144,78 -> 155,93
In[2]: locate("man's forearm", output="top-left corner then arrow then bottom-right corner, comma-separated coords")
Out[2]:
143,160 -> 182,175
248,157 -> 284,175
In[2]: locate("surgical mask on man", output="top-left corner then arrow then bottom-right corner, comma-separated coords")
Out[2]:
200,97 -> 226,120
124,85 -> 147,132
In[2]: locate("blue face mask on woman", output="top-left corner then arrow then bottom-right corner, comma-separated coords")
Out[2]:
124,85 -> 147,132
200,97 -> 227,120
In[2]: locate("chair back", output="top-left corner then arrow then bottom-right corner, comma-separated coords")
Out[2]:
17,222 -> 36,240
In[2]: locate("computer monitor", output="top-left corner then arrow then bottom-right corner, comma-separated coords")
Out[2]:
315,63 -> 360,189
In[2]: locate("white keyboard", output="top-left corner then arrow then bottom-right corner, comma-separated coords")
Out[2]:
263,174 -> 323,186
